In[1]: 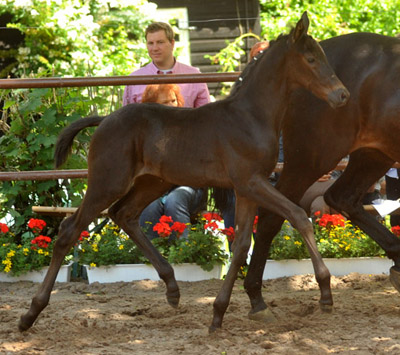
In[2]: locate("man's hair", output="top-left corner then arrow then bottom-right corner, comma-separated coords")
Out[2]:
145,22 -> 175,43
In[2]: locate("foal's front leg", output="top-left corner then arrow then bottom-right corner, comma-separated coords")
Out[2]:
240,174 -> 333,311
210,196 -> 258,332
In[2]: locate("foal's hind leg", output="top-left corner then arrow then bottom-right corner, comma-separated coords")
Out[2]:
19,192 -> 119,331
108,176 -> 180,307
19,160 -> 136,331
324,149 -> 400,291
210,195 -> 258,332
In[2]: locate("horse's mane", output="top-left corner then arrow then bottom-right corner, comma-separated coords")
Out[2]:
229,33 -> 290,96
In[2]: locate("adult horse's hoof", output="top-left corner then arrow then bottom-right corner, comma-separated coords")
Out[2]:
389,266 -> 400,293
319,303 -> 333,313
248,307 -> 276,323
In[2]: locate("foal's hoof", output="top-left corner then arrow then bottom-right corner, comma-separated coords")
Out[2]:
319,303 -> 333,313
208,324 -> 220,334
167,295 -> 180,308
18,317 -> 32,332
389,266 -> 400,293
248,307 -> 276,323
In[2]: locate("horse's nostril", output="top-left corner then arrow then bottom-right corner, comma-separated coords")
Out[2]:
341,90 -> 349,103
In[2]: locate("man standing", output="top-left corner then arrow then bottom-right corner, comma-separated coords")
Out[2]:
123,22 -> 210,240
123,22 -> 210,108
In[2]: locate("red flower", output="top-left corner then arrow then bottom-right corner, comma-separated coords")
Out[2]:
171,222 -> 187,238
253,215 -> 258,233
391,225 -> 400,237
153,222 -> 172,238
221,226 -> 235,242
204,221 -> 219,231
314,211 -> 321,217
0,222 -> 9,233
28,218 -> 46,233
77,230 -> 90,242
159,215 -> 173,224
318,213 -> 345,228
203,212 -> 223,222
31,235 -> 52,248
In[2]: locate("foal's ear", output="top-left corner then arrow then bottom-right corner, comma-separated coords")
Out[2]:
291,11 -> 310,44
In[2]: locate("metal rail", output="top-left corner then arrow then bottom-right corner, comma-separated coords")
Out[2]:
0,73 -> 240,89
0,161 -> 359,181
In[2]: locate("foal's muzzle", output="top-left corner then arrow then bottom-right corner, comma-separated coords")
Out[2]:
327,88 -> 350,108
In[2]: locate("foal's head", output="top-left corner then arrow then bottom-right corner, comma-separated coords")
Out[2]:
284,12 -> 349,108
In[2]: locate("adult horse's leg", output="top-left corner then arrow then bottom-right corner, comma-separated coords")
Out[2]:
245,210 -> 284,319
323,149 -> 400,291
210,195 -> 258,332
107,176 -> 180,307
19,183 -> 120,331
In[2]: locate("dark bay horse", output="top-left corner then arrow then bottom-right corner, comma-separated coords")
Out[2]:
245,32 -> 400,321
18,12 -> 349,332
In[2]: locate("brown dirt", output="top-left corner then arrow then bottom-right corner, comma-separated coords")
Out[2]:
1,272 -> 400,354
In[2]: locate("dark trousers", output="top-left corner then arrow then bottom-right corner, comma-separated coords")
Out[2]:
385,173 -> 400,227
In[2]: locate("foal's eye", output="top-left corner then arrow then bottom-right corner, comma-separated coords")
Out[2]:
306,57 -> 315,63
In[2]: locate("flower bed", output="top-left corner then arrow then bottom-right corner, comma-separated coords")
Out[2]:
77,212 -> 230,272
268,213 -> 386,260
0,218 -> 72,277
1,212 -> 396,282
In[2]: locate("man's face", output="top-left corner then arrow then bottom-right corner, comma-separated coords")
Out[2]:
146,30 -> 175,67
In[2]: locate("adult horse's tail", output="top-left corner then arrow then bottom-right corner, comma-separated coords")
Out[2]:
54,115 -> 105,168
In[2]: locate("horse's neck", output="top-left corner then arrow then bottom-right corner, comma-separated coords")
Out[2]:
233,43 -> 290,132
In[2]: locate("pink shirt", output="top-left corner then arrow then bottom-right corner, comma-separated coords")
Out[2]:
122,61 -> 210,108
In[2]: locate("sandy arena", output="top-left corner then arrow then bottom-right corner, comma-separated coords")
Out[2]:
1,272 -> 400,354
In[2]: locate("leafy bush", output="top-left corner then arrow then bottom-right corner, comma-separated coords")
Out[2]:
0,0 -> 155,235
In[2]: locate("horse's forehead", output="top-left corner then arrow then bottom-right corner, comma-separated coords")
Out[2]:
295,35 -> 324,57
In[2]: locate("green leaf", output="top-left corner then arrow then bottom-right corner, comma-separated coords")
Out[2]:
3,100 -> 16,109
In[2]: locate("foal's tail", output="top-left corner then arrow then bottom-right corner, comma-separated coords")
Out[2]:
54,115 -> 105,168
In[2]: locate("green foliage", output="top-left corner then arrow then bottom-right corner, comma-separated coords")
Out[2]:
204,33 -> 260,95
269,216 -> 386,260
78,223 -> 148,267
1,0 -> 153,78
209,1 -> 400,96
259,0 -> 400,40
0,88 -> 91,235
0,0 -> 156,235
161,221 -> 229,271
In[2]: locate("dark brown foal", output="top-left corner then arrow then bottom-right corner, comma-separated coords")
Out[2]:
19,12 -> 349,333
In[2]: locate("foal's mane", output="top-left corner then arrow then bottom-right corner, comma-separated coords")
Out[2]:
229,33 -> 290,96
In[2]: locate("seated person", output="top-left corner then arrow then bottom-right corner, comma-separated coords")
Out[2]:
299,170 -> 382,219
138,84 -> 206,240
